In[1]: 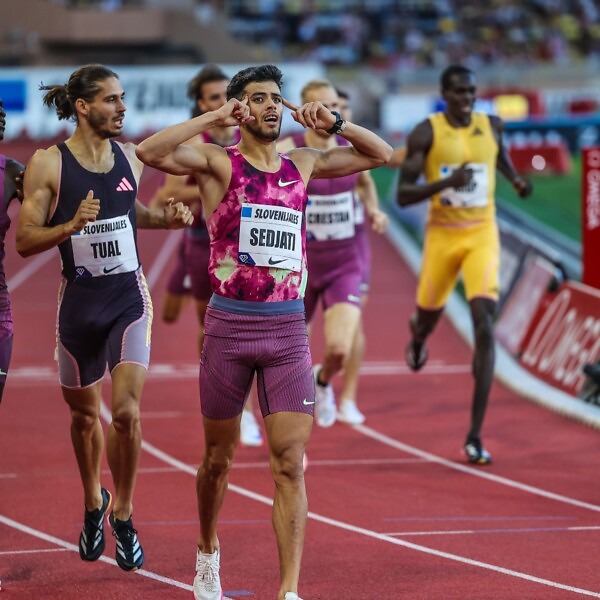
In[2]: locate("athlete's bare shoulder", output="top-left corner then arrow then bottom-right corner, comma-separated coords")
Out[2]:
281,146 -> 318,183
27,145 -> 60,174
119,140 -> 139,161
119,140 -> 144,179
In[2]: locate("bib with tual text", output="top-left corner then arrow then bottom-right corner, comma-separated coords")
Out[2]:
71,214 -> 138,278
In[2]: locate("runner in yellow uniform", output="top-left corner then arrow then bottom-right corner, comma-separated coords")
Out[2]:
397,65 -> 532,465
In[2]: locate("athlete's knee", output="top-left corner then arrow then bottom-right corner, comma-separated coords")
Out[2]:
111,399 -> 141,437
270,444 -> 305,487
70,408 -> 100,432
201,445 -> 235,480
325,340 -> 352,371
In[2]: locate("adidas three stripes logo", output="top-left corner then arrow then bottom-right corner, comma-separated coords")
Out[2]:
116,177 -> 134,192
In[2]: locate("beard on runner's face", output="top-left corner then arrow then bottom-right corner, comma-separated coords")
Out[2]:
247,112 -> 281,141
88,107 -> 124,139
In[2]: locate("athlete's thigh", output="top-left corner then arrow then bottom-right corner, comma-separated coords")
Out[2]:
58,286 -> 109,388
255,313 -> 314,418
323,301 -> 361,353
461,222 -> 500,302
110,362 -> 148,411
106,271 -> 153,372
416,226 -> 463,310
199,308 -> 254,420
318,242 -> 362,311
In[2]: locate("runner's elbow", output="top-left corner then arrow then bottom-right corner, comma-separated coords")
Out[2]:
135,142 -> 161,167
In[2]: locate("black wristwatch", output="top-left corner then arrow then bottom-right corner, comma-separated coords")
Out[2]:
326,111 -> 347,135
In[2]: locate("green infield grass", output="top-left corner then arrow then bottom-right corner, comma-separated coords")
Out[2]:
373,158 -> 582,243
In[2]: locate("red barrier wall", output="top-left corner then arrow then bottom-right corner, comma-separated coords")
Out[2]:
518,281 -> 600,395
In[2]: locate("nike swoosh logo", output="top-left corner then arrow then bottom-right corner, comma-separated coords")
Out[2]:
303,398 -> 315,405
268,257 -> 287,265
103,264 -> 122,274
278,179 -> 300,187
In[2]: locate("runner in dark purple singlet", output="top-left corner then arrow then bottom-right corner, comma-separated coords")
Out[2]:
16,64 -> 192,573
0,99 -> 24,404
136,64 -> 392,600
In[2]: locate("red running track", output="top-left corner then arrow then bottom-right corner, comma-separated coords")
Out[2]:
1,159 -> 600,599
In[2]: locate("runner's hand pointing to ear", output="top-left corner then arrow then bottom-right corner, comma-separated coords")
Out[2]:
283,98 -> 338,132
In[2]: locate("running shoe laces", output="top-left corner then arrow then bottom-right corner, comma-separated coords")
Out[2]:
313,365 -> 336,428
464,438 -> 492,465
193,549 -> 223,600
79,487 -> 112,562
109,512 -> 144,571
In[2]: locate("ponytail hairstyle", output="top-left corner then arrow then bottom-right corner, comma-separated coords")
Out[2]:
40,63 -> 119,122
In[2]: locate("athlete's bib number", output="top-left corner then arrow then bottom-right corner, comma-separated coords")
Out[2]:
306,191 -> 355,241
439,163 -> 490,208
238,203 -> 303,272
71,214 -> 138,278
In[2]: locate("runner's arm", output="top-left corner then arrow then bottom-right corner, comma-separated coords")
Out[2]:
16,149 -> 100,257
397,120 -> 472,206
136,98 -> 252,176
491,116 -> 532,199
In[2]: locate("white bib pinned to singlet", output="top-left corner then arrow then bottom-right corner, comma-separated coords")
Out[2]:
305,191 -> 355,241
238,203 -> 303,272
439,163 -> 490,208
71,214 -> 138,278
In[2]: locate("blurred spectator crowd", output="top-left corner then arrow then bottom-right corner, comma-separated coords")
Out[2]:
224,0 -> 600,69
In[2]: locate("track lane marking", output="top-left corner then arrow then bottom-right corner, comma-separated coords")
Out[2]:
123,419 -> 600,598
0,514 -> 194,592
355,424 -> 600,514
6,211 -> 600,596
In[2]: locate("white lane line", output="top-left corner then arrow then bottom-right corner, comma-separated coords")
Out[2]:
143,229 -> 183,290
121,416 -> 600,598
7,251 -> 57,293
355,424 -> 600,514
8,220 -> 600,596
0,514 -> 193,592
5,361 -> 471,386
0,548 -> 68,555
385,525 -> 600,537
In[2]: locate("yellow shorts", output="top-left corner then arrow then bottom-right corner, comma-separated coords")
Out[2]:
416,220 -> 500,310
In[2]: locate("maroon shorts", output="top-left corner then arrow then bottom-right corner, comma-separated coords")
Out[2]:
304,239 -> 362,323
199,299 -> 314,420
184,234 -> 212,302
0,320 -> 13,384
354,224 -> 372,294
166,237 -> 191,296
